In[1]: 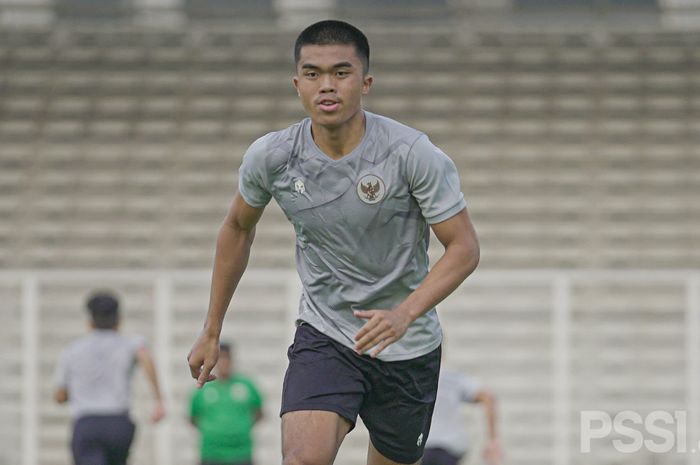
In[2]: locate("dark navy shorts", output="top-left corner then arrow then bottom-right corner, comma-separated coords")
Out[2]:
281,323 -> 441,464
71,414 -> 135,465
422,447 -> 462,465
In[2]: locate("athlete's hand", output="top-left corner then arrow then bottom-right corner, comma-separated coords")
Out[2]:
483,439 -> 503,465
187,330 -> 220,388
151,400 -> 166,423
353,309 -> 412,358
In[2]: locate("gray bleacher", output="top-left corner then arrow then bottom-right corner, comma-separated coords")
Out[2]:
2,25 -> 698,270
0,21 -> 698,465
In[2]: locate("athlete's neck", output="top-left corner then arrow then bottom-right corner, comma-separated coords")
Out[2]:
310,110 -> 366,160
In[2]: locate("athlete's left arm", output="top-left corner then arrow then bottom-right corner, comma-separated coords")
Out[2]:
354,208 -> 479,357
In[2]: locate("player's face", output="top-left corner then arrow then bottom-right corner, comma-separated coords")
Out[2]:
293,44 -> 373,129
215,351 -> 232,379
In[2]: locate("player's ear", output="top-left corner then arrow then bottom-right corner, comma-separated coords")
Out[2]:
362,74 -> 373,95
292,76 -> 300,96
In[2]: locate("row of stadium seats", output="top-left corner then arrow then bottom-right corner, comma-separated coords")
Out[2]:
0,27 -> 697,269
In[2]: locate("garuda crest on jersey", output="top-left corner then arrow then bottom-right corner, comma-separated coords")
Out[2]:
356,174 -> 385,204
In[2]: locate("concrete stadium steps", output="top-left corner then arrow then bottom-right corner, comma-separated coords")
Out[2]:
571,283 -> 686,403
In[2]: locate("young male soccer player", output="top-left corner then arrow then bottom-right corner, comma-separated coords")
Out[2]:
187,20 -> 480,465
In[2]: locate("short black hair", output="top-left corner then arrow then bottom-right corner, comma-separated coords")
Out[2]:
219,342 -> 232,354
86,291 -> 119,329
294,20 -> 370,74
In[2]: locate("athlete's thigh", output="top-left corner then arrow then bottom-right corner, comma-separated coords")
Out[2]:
367,441 -> 422,465
104,417 -> 135,465
360,346 -> 441,464
282,410 -> 352,465
71,418 -> 108,465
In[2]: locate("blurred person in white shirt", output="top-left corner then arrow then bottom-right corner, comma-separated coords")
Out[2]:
423,370 -> 502,465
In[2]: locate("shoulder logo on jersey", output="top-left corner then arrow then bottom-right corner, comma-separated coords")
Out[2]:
416,433 -> 423,447
294,178 -> 306,194
357,174 -> 385,204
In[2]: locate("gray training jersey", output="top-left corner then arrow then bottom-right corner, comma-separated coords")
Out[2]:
239,111 -> 466,361
54,330 -> 145,419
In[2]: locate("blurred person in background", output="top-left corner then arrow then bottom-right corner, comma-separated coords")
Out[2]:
423,370 -> 502,465
190,342 -> 264,465
53,291 -> 166,465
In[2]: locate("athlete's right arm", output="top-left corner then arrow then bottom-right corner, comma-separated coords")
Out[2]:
187,192 -> 265,388
474,389 -> 503,465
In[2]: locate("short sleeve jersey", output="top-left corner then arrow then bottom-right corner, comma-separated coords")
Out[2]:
53,330 -> 145,419
190,375 -> 263,463
424,370 -> 481,456
239,111 -> 466,361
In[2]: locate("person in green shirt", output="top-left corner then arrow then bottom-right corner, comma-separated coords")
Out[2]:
190,343 -> 264,465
